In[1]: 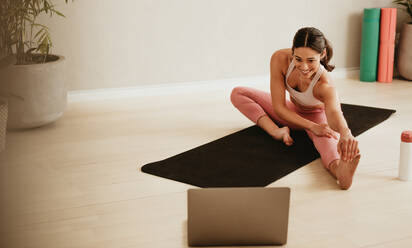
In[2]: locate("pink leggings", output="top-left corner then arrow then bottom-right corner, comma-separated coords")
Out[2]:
230,86 -> 340,169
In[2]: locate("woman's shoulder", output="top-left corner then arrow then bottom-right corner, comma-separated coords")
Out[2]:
318,68 -> 333,86
314,69 -> 335,99
271,48 -> 292,63
270,49 -> 293,74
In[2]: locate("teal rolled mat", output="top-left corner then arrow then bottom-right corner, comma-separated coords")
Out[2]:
360,8 -> 381,82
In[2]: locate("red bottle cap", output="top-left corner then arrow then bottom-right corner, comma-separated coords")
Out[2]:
401,131 -> 412,143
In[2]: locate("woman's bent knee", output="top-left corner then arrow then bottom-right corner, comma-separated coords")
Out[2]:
230,86 -> 247,106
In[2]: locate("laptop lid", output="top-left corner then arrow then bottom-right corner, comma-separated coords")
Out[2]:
187,187 -> 290,246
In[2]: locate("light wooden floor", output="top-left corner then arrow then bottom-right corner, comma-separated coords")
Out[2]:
1,77 -> 412,248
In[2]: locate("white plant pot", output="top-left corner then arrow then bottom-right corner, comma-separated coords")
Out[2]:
0,97 -> 7,152
0,55 -> 67,129
397,23 -> 412,80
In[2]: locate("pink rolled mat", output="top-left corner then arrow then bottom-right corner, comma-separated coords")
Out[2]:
378,8 -> 397,83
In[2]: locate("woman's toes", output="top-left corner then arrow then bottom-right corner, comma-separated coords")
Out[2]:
281,127 -> 293,146
283,136 -> 292,146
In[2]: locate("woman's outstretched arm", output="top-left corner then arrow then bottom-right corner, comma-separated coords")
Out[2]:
317,82 -> 359,161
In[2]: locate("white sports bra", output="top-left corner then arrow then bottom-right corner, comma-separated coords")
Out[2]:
285,60 -> 324,107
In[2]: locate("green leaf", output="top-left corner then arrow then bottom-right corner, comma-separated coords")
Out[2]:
33,28 -> 44,40
31,23 -> 49,30
37,37 -> 49,54
53,9 -> 66,18
37,31 -> 47,44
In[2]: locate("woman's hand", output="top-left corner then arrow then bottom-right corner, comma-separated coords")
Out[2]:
310,123 -> 338,139
338,130 -> 360,162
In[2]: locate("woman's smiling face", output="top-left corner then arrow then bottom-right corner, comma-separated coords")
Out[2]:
293,47 -> 326,79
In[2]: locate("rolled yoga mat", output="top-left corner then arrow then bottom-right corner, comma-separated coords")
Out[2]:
360,8 -> 381,82
377,8 -> 397,83
140,104 -> 396,188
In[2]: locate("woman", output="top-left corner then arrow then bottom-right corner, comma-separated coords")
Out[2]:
231,27 -> 360,190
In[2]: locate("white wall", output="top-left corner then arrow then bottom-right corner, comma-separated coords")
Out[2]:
42,0 -> 406,90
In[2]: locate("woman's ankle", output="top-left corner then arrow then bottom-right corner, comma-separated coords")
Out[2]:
257,115 -> 279,133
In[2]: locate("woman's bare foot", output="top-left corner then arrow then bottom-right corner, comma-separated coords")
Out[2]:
329,154 -> 361,190
270,126 -> 294,146
257,115 -> 294,146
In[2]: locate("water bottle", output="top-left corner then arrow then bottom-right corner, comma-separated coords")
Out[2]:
399,130 -> 412,181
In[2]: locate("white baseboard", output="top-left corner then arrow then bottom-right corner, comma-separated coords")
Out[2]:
68,67 -> 359,102
333,67 -> 360,79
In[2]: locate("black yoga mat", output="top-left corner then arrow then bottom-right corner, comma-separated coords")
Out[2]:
141,104 -> 395,187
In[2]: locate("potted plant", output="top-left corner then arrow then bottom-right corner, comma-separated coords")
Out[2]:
0,0 -> 73,129
393,0 -> 412,80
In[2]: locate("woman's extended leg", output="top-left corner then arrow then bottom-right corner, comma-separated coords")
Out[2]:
300,109 -> 360,189
230,86 -> 294,145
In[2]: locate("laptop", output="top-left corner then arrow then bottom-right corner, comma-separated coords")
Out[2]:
187,187 -> 290,246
